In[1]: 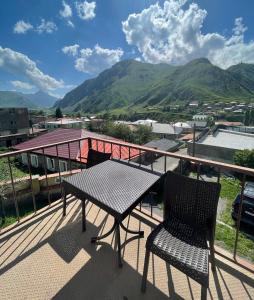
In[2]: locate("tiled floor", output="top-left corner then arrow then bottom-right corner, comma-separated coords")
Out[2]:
0,197 -> 254,300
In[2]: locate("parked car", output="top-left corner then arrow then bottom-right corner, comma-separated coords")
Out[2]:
232,181 -> 254,226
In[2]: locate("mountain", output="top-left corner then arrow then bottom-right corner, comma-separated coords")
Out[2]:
135,58 -> 254,106
55,60 -> 177,112
56,58 -> 254,113
0,90 -> 58,109
26,90 -> 58,107
0,91 -> 38,108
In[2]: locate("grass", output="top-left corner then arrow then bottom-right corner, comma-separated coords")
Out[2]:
215,176 -> 254,262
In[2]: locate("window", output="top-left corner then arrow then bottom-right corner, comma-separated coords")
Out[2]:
31,154 -> 38,167
21,153 -> 28,165
59,160 -> 67,172
47,157 -> 55,171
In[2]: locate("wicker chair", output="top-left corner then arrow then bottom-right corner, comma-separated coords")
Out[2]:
141,171 -> 221,300
86,149 -> 111,168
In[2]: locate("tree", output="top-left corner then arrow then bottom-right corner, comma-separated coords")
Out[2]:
55,107 -> 63,118
234,149 -> 254,169
244,110 -> 250,126
135,125 -> 153,144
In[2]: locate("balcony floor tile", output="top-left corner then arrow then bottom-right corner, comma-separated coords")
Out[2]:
0,198 -> 254,300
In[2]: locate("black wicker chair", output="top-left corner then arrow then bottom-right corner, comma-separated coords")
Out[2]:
141,171 -> 221,300
86,148 -> 111,168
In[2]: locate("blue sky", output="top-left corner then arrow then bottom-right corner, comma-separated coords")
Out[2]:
0,0 -> 254,98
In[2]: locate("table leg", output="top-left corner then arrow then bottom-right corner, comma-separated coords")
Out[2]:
91,220 -> 117,243
62,190 -> 66,216
119,222 -> 144,237
82,200 -> 86,232
115,223 -> 122,268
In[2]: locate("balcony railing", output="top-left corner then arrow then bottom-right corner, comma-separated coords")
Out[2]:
0,136 -> 254,264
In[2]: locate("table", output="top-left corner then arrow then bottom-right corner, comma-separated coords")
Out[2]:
62,159 -> 161,267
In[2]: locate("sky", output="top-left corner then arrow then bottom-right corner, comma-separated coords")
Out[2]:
0,0 -> 254,98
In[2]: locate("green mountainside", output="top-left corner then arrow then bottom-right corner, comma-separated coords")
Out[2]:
0,90 -> 58,109
0,91 -> 38,108
56,58 -> 254,113
26,90 -> 58,107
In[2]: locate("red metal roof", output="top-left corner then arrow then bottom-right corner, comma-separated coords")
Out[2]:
14,128 -> 82,160
14,128 -> 140,162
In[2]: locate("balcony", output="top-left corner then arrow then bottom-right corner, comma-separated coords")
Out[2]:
0,136 -> 254,299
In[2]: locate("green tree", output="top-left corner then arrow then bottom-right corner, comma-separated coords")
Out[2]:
55,107 -> 63,118
134,125 -> 153,144
244,110 -> 250,126
234,149 -> 254,169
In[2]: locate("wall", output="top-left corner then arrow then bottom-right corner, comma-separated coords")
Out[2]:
1,170 -> 80,209
187,142 -> 236,164
0,108 -> 29,135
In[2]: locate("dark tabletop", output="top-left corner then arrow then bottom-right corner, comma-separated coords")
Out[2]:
63,159 -> 161,220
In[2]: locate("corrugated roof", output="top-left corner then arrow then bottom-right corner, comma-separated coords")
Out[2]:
14,128 -> 141,162
152,123 -> 182,135
14,128 -> 82,160
198,129 -> 254,150
143,138 -> 179,151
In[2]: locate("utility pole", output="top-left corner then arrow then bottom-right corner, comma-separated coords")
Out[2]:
192,123 -> 196,157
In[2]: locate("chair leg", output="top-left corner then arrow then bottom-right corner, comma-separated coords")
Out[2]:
210,243 -> 216,272
141,249 -> 150,293
201,285 -> 207,300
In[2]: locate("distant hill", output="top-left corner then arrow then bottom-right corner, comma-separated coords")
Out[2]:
26,90 -> 58,107
55,58 -> 254,113
0,91 -> 38,108
0,90 -> 58,109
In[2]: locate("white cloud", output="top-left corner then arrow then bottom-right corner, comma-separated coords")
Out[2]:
60,1 -> 75,27
11,80 -> 34,90
36,19 -> 57,34
122,0 -> 254,69
67,20 -> 75,28
13,20 -> 33,34
73,44 -> 123,74
60,1 -> 72,18
0,46 -> 64,90
62,44 -> 80,56
76,1 -> 96,20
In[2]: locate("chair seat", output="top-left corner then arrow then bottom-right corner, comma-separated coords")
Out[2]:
147,217 -> 209,286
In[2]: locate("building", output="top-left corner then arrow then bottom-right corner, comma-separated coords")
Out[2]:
132,119 -> 157,126
44,118 -> 83,130
0,107 -> 29,136
152,123 -> 182,139
174,122 -> 192,133
188,129 -> 254,163
192,114 -> 210,121
187,120 -> 208,129
14,128 -> 140,172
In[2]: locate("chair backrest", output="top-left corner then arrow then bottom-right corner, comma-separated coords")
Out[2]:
164,171 -> 221,230
86,149 -> 111,168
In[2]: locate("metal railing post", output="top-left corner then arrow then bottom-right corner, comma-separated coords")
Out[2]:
7,156 -> 20,221
233,174 -> 246,259
42,148 -> 51,205
67,142 -> 72,173
27,152 -> 37,213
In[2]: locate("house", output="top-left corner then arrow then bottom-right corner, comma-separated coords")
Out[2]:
14,128 -> 140,172
192,114 -> 210,121
187,129 -> 254,163
0,107 -> 29,136
132,119 -> 157,126
44,118 -> 83,130
188,101 -> 199,108
187,120 -> 208,129
174,122 -> 192,133
151,123 -> 182,139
